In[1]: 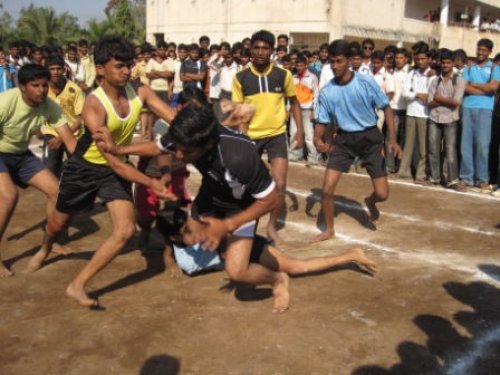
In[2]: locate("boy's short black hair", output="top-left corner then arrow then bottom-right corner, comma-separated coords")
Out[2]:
232,41 -> 243,51
371,50 -> 385,61
414,42 -> 430,56
277,34 -> 289,42
156,204 -> 188,239
452,49 -> 467,62
199,35 -> 210,44
251,30 -> 275,49
477,38 -> 493,51
395,47 -> 407,57
78,39 -> 89,47
384,45 -> 398,56
67,46 -> 78,54
209,44 -> 219,53
157,41 -> 168,49
440,48 -> 453,61
93,36 -> 135,66
189,43 -> 200,52
296,54 -> 308,65
240,48 -> 251,58
276,45 -> 288,53
169,104 -> 219,148
167,42 -> 177,49
350,47 -> 362,57
179,86 -> 208,107
220,42 -> 231,51
319,43 -> 329,51
412,41 -> 428,53
328,39 -> 351,58
45,53 -> 65,67
362,38 -> 374,47
177,43 -> 187,51
281,54 -> 292,63
18,64 -> 50,85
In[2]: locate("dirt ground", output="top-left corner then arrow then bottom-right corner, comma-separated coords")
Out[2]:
1,161 -> 499,375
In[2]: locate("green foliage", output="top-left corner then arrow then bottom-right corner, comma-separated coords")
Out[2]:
0,1 -> 145,49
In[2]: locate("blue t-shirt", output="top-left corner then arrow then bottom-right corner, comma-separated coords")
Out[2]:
0,65 -> 16,93
316,73 -> 389,132
462,60 -> 500,110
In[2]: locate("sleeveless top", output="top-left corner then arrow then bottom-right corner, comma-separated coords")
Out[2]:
75,83 -> 142,165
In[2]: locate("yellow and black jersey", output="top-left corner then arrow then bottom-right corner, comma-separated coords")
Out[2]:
75,83 -> 142,165
232,64 -> 295,140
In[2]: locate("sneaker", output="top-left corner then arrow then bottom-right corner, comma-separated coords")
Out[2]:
449,182 -> 467,192
414,178 -> 432,186
479,182 -> 492,194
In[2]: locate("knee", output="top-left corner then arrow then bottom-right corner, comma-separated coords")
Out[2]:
113,223 -> 136,243
275,180 -> 286,194
0,186 -> 18,210
225,264 -> 246,282
46,215 -> 65,235
375,190 -> 389,202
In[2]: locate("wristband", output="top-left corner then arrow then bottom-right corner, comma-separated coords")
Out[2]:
160,166 -> 172,174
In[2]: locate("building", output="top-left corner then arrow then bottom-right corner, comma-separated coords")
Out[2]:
146,0 -> 500,54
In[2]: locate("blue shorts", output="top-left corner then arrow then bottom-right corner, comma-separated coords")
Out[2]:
0,151 -> 47,188
169,93 -> 180,108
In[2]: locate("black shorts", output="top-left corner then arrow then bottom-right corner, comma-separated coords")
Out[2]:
0,151 -> 46,188
253,133 -> 288,161
327,126 -> 387,179
56,156 -> 133,214
154,90 -> 169,104
249,235 -> 270,263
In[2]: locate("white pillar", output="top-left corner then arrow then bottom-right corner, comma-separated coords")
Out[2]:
473,5 -> 481,30
440,0 -> 449,26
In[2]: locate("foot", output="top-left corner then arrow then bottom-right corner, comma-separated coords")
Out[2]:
66,282 -> 100,309
26,248 -> 50,273
51,242 -> 72,255
272,272 -> 290,313
310,230 -> 335,243
0,263 -> 13,277
267,227 -> 284,246
166,264 -> 184,279
364,197 -> 380,223
349,247 -> 378,275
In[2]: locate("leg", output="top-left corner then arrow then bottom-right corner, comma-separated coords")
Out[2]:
475,109 -> 493,186
267,157 -> 288,244
365,176 -> 389,223
288,114 -> 303,161
398,116 -> 417,178
303,109 -> 320,164
385,110 -> 400,173
0,173 -> 18,277
163,242 -> 183,278
460,108 -> 475,185
66,200 -> 136,307
311,168 -> 342,243
427,121 -> 442,183
443,122 -> 459,185
224,236 -> 290,313
259,244 -> 377,275
26,169 -> 59,222
415,117 -> 428,180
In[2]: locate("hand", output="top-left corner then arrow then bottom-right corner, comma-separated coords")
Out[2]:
291,130 -> 305,149
387,141 -> 403,159
93,127 -> 117,154
48,137 -> 62,150
196,216 -> 231,251
150,178 -> 178,201
314,139 -> 331,153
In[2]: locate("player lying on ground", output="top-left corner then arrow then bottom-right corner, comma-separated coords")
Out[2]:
155,205 -> 378,312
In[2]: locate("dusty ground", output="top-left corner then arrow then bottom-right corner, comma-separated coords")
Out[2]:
1,160 -> 499,375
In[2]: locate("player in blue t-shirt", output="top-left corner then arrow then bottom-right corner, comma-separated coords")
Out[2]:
312,40 -> 403,242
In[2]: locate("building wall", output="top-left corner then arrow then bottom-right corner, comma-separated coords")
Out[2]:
146,0 -> 500,54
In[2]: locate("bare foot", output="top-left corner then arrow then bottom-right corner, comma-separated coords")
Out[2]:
267,227 -> 284,246
66,282 -> 101,309
349,247 -> 378,275
0,263 -> 13,277
26,248 -> 50,273
364,197 -> 380,223
51,242 -> 72,255
166,264 -> 184,279
310,231 -> 335,243
272,272 -> 290,313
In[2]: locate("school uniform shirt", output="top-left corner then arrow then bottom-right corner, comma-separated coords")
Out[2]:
65,59 -> 86,84
0,64 -> 16,92
293,69 -> 319,110
316,73 -> 389,132
146,58 -> 174,92
180,59 -> 207,90
403,67 -> 434,118
0,88 -> 67,153
208,55 -> 224,99
232,64 -> 295,140
219,62 -> 239,93
462,61 -> 500,110
319,64 -> 334,90
390,67 -> 410,110
131,60 -> 149,86
428,74 -> 466,124
172,58 -> 184,94
371,67 -> 395,99
42,80 -> 85,137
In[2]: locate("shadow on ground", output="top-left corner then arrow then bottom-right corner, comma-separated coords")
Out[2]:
352,265 -> 500,375
140,354 -> 180,375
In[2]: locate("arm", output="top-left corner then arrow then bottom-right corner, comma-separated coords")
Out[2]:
54,124 -> 77,154
288,96 -> 305,149
313,123 -> 332,153
197,187 -> 279,251
383,105 -> 403,159
469,80 -> 499,93
138,84 -> 177,124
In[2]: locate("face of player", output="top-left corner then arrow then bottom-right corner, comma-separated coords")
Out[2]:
330,54 -> 350,80
47,64 -> 65,84
171,143 -> 209,164
178,49 -> 187,61
277,37 -> 288,47
20,78 -> 49,107
239,55 -> 250,66
350,55 -> 362,70
371,58 -> 383,74
296,61 -> 307,75
97,58 -> 132,87
394,53 -> 406,69
189,49 -> 200,61
319,48 -> 329,61
415,53 -> 430,71
156,47 -> 166,58
224,54 -> 234,66
440,58 -> 453,75
251,40 -> 271,68
476,45 -> 491,63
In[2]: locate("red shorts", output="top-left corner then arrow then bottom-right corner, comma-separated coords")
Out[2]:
135,168 -> 191,221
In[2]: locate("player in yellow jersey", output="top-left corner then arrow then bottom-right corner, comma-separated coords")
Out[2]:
27,37 -> 177,309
